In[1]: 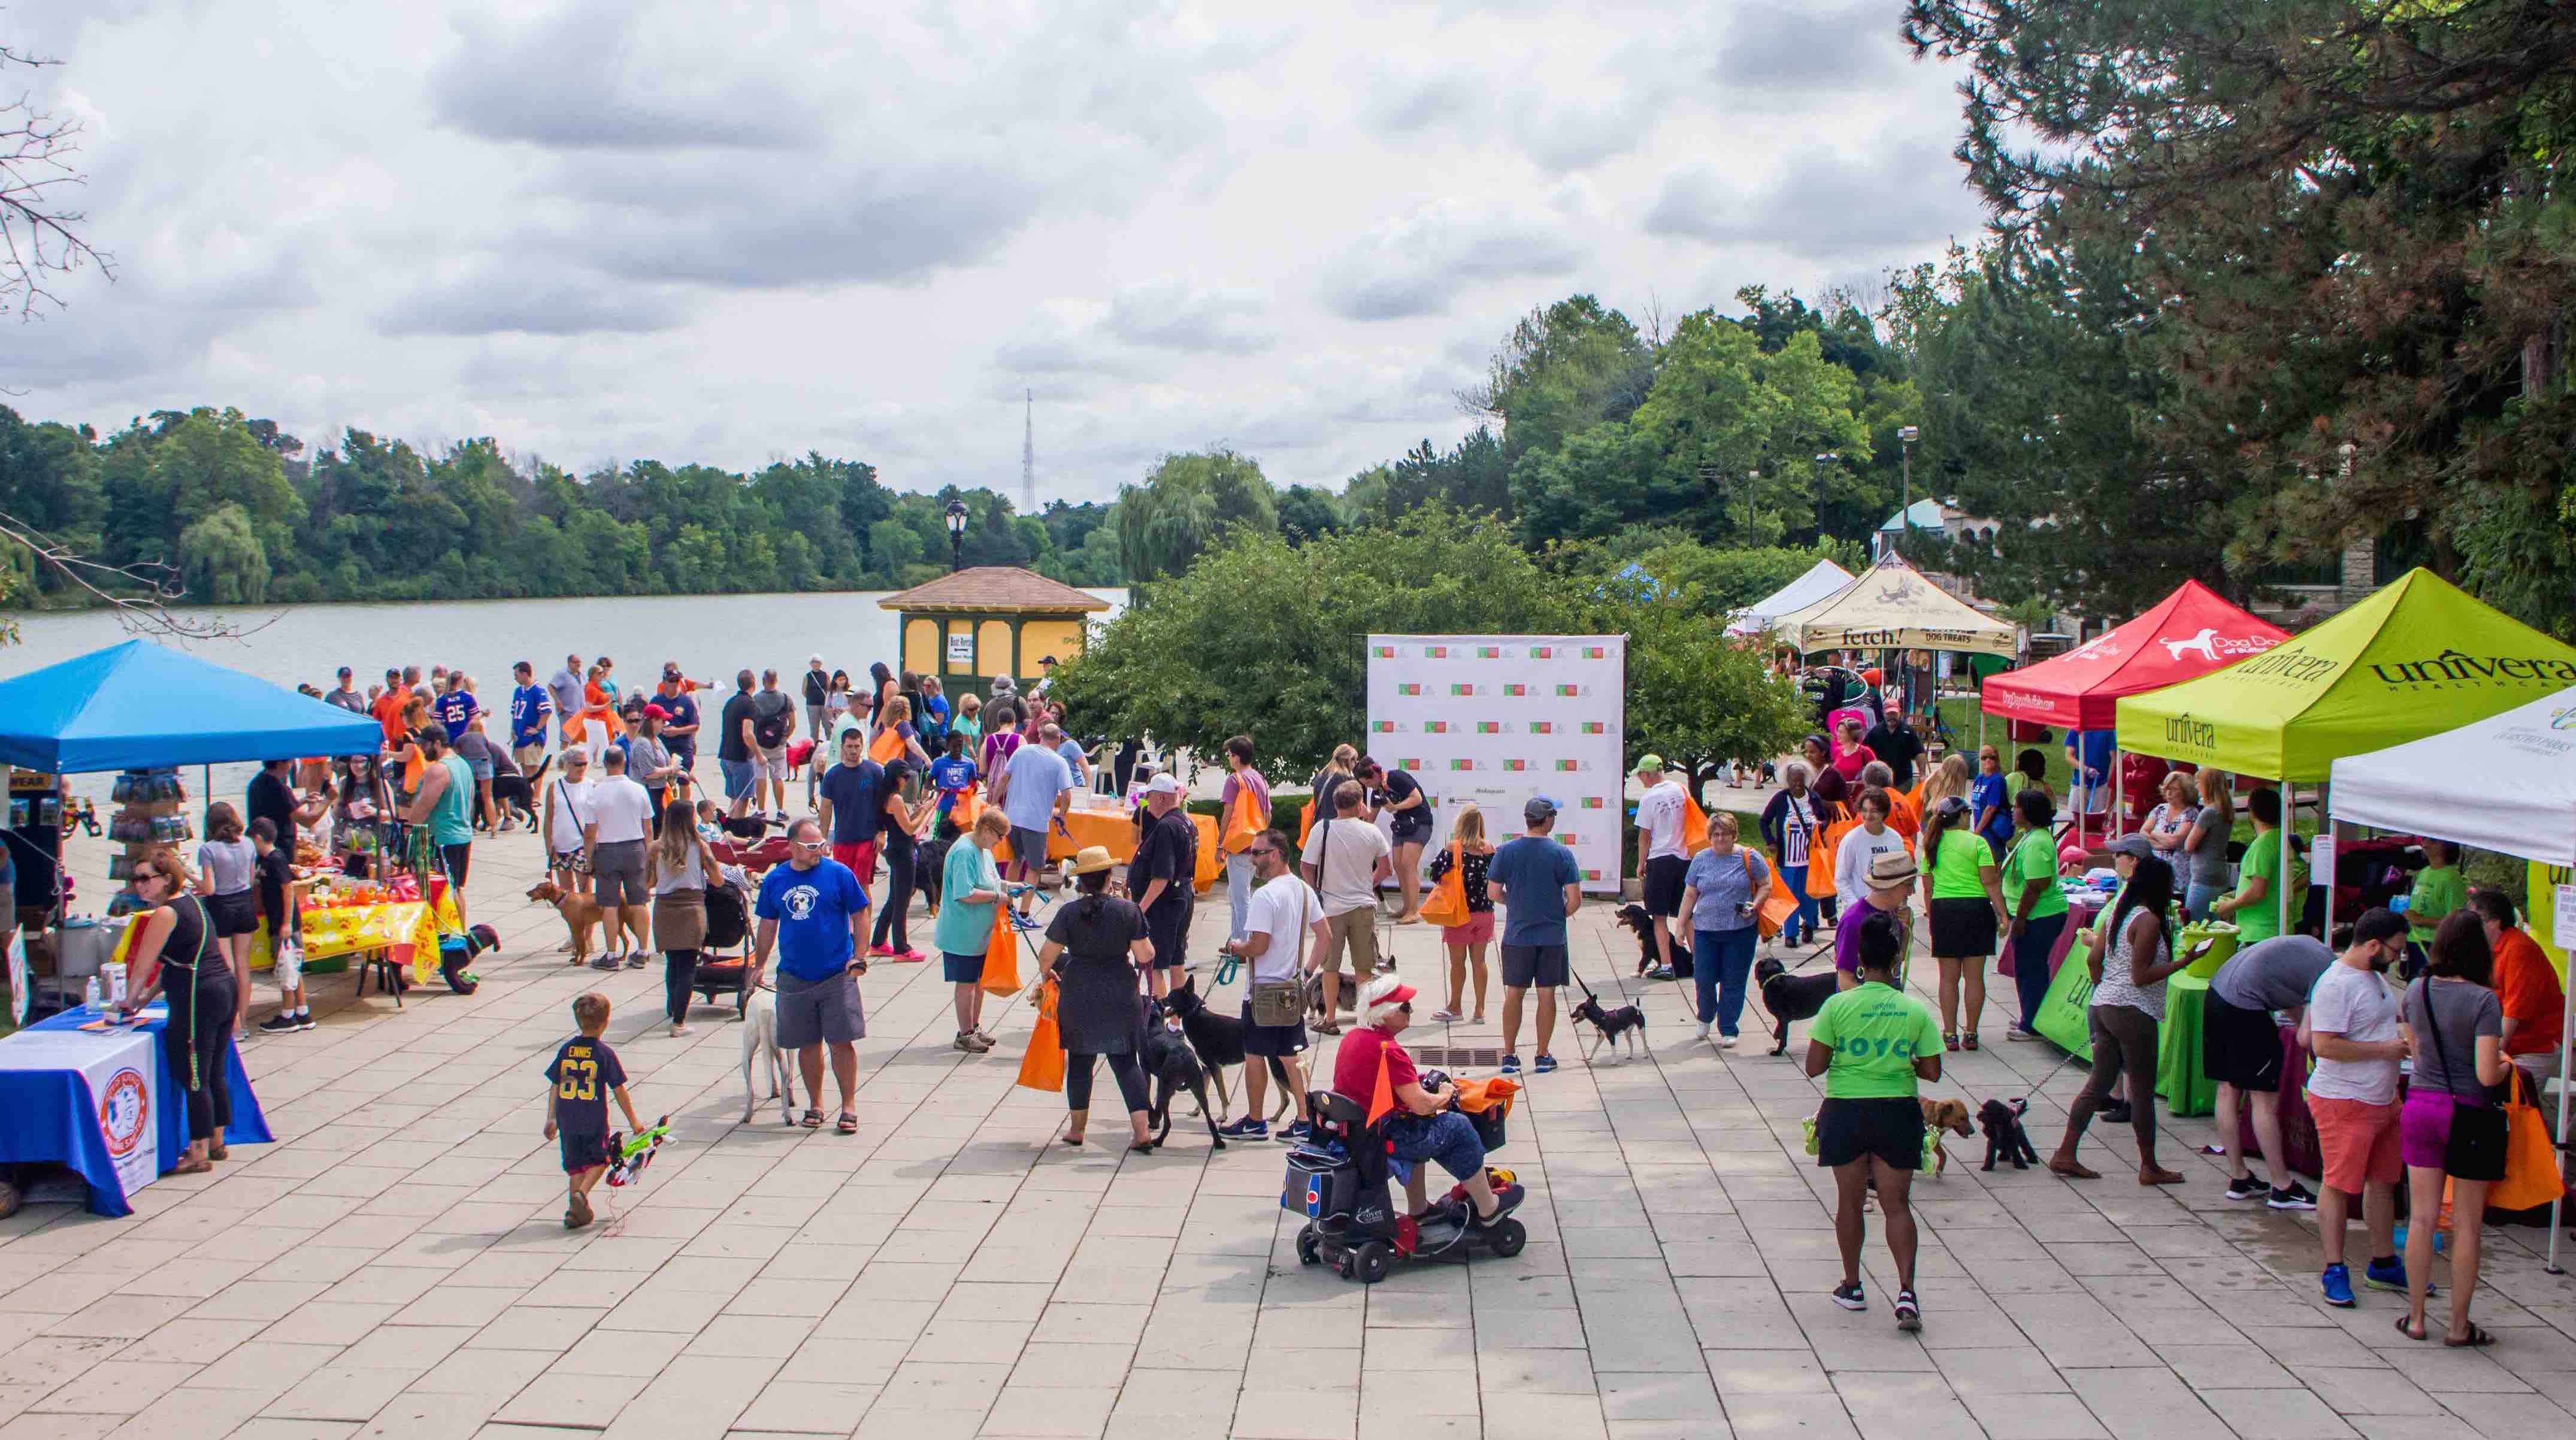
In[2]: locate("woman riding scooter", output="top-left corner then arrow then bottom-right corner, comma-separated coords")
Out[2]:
1332,973 -> 1528,1224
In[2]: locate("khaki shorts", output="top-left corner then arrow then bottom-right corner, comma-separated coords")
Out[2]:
1322,908 -> 1379,978
758,746 -> 790,782
514,743 -> 547,772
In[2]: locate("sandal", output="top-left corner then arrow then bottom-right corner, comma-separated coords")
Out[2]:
1960,1033 -> 1979,1051
1944,1032 -> 1960,1052
2393,1314 -> 2427,1342
836,1112 -> 859,1135
2444,1323 -> 2496,1348
799,1109 -> 822,1130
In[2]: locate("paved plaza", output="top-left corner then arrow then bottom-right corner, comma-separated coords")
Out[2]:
4,824 -> 2574,1440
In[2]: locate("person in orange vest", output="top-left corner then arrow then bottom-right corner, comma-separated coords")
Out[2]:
1217,736 -> 1271,945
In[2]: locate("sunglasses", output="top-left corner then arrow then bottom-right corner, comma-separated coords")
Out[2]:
792,839 -> 827,850
1397,1001 -> 1412,1014
1245,845 -> 1277,858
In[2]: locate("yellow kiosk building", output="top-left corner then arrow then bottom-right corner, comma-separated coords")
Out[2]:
879,567 -> 1110,702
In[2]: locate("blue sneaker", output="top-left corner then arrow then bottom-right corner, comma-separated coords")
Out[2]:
1499,1054 -> 1521,1075
1278,1120 -> 1314,1143
2320,1263 -> 2356,1308
1533,1054 -> 1558,1075
1216,1118 -> 1267,1140
2364,1256 -> 2421,1295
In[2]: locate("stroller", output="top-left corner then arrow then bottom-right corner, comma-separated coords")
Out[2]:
1282,1080 -> 1525,1284
686,879 -> 759,1015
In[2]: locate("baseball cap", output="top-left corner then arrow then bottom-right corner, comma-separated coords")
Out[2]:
663,661 -> 682,678
1634,754 -> 1664,774
1524,795 -> 1561,825
1364,974 -> 1418,1008
2104,834 -> 2154,860
336,665 -> 353,678
1040,655 -> 1060,667
1143,773 -> 1181,795
643,704 -> 670,721
809,654 -> 823,664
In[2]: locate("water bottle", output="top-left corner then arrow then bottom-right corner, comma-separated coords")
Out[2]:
84,975 -> 103,1014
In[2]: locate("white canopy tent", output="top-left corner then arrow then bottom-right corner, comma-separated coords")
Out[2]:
1727,559 -> 1856,637
2329,683 -> 2576,1273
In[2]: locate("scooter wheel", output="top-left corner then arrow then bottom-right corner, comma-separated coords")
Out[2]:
1484,1218 -> 1527,1258
1354,1241 -> 1392,1285
1337,1251 -> 1358,1281
1296,1226 -> 1321,1266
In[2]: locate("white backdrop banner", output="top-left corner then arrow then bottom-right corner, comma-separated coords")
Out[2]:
1365,634 -> 1626,893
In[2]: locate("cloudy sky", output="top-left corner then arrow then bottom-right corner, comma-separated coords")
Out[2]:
2,0 -> 1985,505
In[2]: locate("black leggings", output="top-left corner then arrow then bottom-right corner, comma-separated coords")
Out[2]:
1065,1051 -> 1148,1115
2066,1003 -> 2162,1163
870,838 -> 916,950
164,964 -> 237,1143
664,948 -> 700,1025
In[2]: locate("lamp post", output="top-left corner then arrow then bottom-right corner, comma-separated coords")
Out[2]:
1897,425 -> 1920,543
943,499 -> 968,573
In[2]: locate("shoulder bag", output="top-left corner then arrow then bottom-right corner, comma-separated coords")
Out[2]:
1248,881 -> 1315,1028
2415,979 -> 2507,1179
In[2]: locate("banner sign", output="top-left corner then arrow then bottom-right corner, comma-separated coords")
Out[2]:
1366,635 -> 1624,893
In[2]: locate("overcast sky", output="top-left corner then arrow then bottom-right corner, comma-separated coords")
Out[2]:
2,1 -> 1984,506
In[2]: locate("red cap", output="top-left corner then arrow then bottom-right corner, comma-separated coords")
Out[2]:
643,704 -> 671,721
1379,979 -> 1418,1007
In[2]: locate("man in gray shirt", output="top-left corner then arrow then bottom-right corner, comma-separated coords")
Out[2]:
2204,934 -> 2335,1209
548,654 -> 586,747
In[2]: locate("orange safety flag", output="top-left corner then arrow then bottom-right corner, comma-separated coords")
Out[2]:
980,903 -> 1023,997
1681,795 -> 1711,855
1221,783 -> 1264,854
868,726 -> 906,765
1016,979 -> 1064,1092
1297,797 -> 1316,848
1366,1045 -> 1397,1129
1418,842 -> 1470,929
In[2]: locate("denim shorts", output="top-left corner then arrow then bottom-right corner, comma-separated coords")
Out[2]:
1387,1110 -> 1484,1182
720,758 -> 756,801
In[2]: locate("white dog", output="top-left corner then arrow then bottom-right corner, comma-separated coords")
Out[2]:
740,984 -> 795,1125
2162,627 -> 2221,663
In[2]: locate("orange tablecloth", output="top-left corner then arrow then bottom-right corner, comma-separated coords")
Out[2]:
996,810 -> 1223,891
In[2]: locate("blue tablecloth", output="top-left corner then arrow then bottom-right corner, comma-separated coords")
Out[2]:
0,1005 -> 272,1216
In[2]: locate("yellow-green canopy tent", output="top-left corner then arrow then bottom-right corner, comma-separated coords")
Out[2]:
2114,567 -> 2576,782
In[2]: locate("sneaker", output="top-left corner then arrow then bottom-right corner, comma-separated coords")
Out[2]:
2099,1101 -> 2133,1126
1279,1120 -> 1315,1143
624,952 -> 648,969
1894,1290 -> 1921,1332
2363,1256 -> 2410,1293
1533,1054 -> 1557,1075
2224,1175 -> 2266,1202
2320,1263 -> 2356,1308
869,944 -> 896,957
1832,1280 -> 1867,1312
589,954 -> 620,971
1499,1054 -> 1522,1075
1696,1021 -> 1712,1041
952,1032 -> 990,1054
2268,1183 -> 2318,1211
1217,1118 -> 1269,1140
1475,1181 -> 1527,1226
1718,1034 -> 1739,1049
973,1028 -> 995,1045
257,1013 -> 303,1034
894,949 -> 927,963
294,1011 -> 317,1031
2005,1025 -> 2036,1041
1646,965 -> 1675,981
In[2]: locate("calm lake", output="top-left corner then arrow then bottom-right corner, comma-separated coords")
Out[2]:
2,587 -> 1125,797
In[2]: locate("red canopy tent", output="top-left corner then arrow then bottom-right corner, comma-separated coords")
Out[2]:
1981,581 -> 2290,841
1984,580 -> 2289,730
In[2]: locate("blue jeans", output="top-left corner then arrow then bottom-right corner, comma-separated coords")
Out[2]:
1387,1111 -> 1485,1182
2184,881 -> 2223,923
1780,865 -> 1818,945
2011,911 -> 2068,1030
1690,927 -> 1759,1034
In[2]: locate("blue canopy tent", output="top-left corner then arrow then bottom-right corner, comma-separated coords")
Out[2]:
0,640 -> 381,773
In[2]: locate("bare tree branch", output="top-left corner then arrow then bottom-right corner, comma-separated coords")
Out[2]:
0,507 -> 274,639
1,41 -> 114,319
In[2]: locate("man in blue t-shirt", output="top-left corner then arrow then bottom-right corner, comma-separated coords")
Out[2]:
2066,728 -> 2114,815
816,730 -> 886,884
752,818 -> 871,1131
510,661 -> 553,770
435,677 -> 479,742
656,668 -> 703,775
1487,794 -> 1584,1075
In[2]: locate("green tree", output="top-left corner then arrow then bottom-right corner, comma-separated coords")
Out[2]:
1573,570 -> 1807,798
1113,447 -> 1278,583
1467,295 -> 1657,464
176,503 -> 270,603
1275,483 -> 1349,542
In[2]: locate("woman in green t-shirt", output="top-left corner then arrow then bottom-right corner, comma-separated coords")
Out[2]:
1805,909 -> 1942,1330
2403,839 -> 2464,970
2000,788 -> 2069,1040
1917,795 -> 2006,1051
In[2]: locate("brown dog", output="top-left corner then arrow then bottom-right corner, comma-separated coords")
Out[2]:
528,879 -> 604,967
1920,1097 -> 1973,1175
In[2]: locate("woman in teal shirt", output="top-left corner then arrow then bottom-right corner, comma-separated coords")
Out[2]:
1917,795 -> 2006,1051
936,809 -> 1010,1052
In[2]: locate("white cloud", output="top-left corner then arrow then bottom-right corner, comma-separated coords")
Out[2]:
6,0 -> 1976,502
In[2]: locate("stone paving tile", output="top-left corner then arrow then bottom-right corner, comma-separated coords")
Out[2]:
5,818 -> 2575,1440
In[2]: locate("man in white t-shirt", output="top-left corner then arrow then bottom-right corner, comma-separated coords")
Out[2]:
1631,755 -> 1690,979
1832,788 -> 1909,913
1216,827 -> 1331,1142
2302,907 -> 2412,1309
1298,784 -> 1391,1031
582,747 -> 658,970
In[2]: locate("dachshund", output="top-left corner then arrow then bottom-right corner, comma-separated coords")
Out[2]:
1920,1097 -> 1973,1175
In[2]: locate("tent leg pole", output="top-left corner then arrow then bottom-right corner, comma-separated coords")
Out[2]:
2280,782 -> 2293,941
2114,752 -> 2123,843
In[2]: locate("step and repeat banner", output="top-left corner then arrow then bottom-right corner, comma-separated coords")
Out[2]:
1365,634 -> 1626,893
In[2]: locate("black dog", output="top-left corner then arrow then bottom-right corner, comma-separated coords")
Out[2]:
1568,975 -> 1648,1061
1160,974 -> 1292,1123
488,753 -> 549,831
1754,956 -> 1839,1056
1140,997 -> 1224,1151
1614,903 -> 1691,979
1979,1098 -> 2039,1171
917,836 -> 952,912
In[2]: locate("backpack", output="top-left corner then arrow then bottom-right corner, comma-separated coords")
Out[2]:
750,694 -> 791,749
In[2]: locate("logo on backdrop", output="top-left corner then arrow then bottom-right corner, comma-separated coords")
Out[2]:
2551,706 -> 2576,732
2157,628 -> 2277,664
2162,713 -> 2218,753
2233,646 -> 2342,687
99,1068 -> 150,1158
2367,651 -> 2576,690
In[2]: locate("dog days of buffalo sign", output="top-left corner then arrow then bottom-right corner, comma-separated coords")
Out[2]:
1366,635 -> 1625,893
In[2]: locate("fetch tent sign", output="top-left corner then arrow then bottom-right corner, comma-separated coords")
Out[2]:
1366,636 -> 1625,893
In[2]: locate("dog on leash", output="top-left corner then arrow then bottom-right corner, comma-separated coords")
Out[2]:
740,983 -> 794,1125
1920,1097 -> 1973,1175
1568,974 -> 1648,1061
1613,903 -> 1678,978
1978,1098 -> 2039,1171
527,878 -> 604,967
491,753 -> 549,831
1754,956 -> 1839,1055
1160,974 -> 1292,1123
1140,997 -> 1224,1151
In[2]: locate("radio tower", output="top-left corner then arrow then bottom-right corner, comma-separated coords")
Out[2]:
1021,389 -> 1036,515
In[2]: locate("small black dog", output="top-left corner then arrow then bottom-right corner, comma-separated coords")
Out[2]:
1979,1098 -> 2039,1171
1568,976 -> 1648,1061
1160,974 -> 1292,1123
1140,996 -> 1224,1151
1614,903 -> 1691,979
917,836 -> 952,912
1754,956 -> 1839,1056
488,753 -> 549,831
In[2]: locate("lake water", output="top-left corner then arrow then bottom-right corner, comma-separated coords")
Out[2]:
1,586 -> 1125,800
